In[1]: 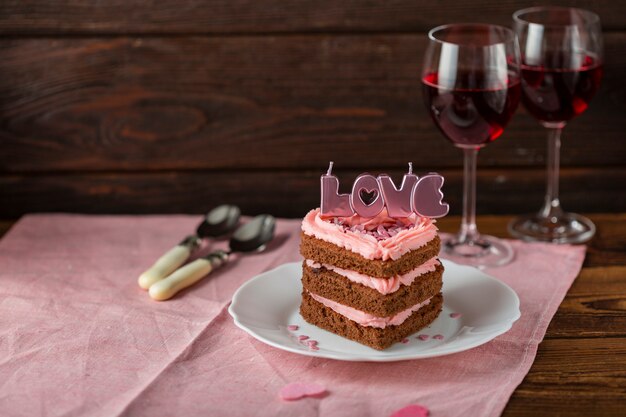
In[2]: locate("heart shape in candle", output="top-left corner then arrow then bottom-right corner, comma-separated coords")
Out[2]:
359,188 -> 379,206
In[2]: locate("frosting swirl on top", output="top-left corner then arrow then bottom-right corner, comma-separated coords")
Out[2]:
301,208 -> 438,261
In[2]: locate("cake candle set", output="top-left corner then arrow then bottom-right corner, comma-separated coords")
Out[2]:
321,162 -> 449,218
300,162 -> 448,350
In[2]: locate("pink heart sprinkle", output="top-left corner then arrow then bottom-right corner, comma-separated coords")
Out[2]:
417,334 -> 429,341
287,325 -> 299,331
310,345 -> 319,351
433,334 -> 444,340
298,335 -> 309,341
389,404 -> 429,417
279,382 -> 326,401
401,338 -> 409,344
450,312 -> 462,318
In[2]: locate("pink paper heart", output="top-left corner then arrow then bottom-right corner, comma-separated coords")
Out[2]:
279,382 -> 326,401
389,404 -> 429,417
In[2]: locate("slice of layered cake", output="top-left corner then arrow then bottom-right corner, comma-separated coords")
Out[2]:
300,208 -> 443,350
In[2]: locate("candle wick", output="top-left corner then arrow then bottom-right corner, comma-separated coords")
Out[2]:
408,162 -> 413,175
327,161 -> 334,175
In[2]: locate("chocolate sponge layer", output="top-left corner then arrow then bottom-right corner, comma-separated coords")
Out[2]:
300,291 -> 443,350
301,262 -> 443,317
300,232 -> 440,278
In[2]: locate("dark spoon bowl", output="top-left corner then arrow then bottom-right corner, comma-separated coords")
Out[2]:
196,204 -> 241,238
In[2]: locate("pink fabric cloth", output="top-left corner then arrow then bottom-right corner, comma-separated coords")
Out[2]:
0,214 -> 586,417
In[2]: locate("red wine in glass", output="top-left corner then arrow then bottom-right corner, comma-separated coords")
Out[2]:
520,53 -> 603,123
423,71 -> 521,147
421,23 -> 521,267
509,7 -> 604,244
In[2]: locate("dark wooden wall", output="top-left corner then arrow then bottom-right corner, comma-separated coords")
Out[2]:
1,1 -> 625,219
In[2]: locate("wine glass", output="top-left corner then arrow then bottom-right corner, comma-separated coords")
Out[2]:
509,7 -> 603,243
422,24 -> 521,267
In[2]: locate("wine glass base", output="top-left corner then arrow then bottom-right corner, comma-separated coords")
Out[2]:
441,234 -> 514,268
508,212 -> 595,244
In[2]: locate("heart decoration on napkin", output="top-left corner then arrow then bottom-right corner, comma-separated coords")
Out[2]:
389,404 -> 429,417
279,382 -> 327,401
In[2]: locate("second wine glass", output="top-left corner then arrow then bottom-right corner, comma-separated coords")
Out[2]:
421,24 -> 521,267
508,7 -> 603,244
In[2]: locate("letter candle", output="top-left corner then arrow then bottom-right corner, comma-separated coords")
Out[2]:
378,162 -> 419,218
351,174 -> 385,217
320,162 -> 353,217
413,173 -> 449,218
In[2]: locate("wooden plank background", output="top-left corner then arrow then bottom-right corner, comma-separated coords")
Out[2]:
0,1 -> 624,219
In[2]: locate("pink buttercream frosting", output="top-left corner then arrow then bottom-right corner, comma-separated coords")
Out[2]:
306,257 -> 439,295
308,292 -> 432,329
301,208 -> 438,261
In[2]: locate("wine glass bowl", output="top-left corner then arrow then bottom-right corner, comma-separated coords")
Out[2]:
509,7 -> 603,243
520,54 -> 602,125
422,24 -> 521,267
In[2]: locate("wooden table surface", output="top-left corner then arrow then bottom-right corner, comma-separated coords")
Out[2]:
1,213 -> 625,416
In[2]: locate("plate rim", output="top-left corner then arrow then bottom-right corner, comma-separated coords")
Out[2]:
228,260 -> 521,362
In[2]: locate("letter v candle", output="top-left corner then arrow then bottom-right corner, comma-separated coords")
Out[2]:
378,162 -> 419,218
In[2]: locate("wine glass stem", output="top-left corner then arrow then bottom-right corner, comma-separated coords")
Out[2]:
459,148 -> 480,244
540,126 -> 564,219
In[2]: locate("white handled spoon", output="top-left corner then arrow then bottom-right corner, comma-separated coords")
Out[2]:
138,205 -> 241,289
149,214 -> 276,301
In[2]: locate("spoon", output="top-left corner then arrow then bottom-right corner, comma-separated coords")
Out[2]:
149,214 -> 276,301
138,205 -> 241,289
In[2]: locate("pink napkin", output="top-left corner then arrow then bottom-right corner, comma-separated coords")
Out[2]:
0,214 -> 586,417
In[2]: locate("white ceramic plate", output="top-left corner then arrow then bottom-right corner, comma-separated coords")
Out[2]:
228,260 -> 520,362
